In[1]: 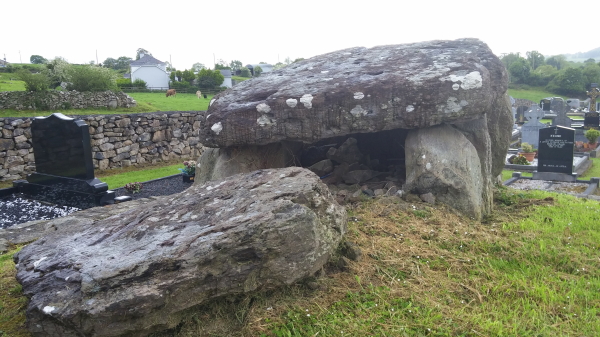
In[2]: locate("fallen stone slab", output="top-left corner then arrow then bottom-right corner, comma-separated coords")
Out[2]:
15,167 -> 347,337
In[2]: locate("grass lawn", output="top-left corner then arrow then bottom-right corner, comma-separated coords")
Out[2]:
127,92 -> 212,111
0,92 -> 213,118
0,74 -> 26,92
508,87 -> 567,102
232,76 -> 251,83
97,163 -> 184,189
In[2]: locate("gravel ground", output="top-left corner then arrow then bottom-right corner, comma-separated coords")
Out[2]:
0,174 -> 194,229
508,179 -> 593,195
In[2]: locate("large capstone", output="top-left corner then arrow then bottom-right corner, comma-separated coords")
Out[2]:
198,38 -> 511,219
15,167 -> 346,337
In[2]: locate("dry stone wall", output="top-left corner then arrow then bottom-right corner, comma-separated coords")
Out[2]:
0,111 -> 204,181
0,90 -> 137,110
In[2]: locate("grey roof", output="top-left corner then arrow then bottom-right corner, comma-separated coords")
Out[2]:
219,69 -> 232,77
123,73 -> 131,79
130,54 -> 165,66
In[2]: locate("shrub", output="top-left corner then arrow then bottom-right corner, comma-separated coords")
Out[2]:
520,142 -> 534,153
16,69 -> 49,92
132,78 -> 147,89
170,81 -> 196,92
66,65 -> 118,92
254,66 -> 263,77
116,78 -> 132,88
197,69 -> 224,88
239,67 -> 251,77
585,129 -> 600,144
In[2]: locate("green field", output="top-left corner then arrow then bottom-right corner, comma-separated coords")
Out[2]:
0,73 -> 26,92
508,87 -> 567,102
0,92 -> 213,118
128,92 -> 212,111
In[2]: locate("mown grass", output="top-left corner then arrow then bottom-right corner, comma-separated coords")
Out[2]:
508,87 -> 567,102
96,163 -> 183,189
0,92 -> 212,118
127,92 -> 212,111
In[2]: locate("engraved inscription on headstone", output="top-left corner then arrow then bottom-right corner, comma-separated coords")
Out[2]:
31,113 -> 94,180
537,126 -> 575,174
585,84 -> 600,129
521,104 -> 546,148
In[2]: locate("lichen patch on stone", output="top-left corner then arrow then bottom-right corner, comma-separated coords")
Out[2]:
353,92 -> 364,99
257,115 -> 276,127
440,97 -> 464,114
256,103 -> 271,113
300,94 -> 314,108
211,122 -> 223,135
406,105 -> 415,112
286,98 -> 298,108
209,98 -> 216,106
43,306 -> 56,314
442,71 -> 483,90
350,105 -> 368,117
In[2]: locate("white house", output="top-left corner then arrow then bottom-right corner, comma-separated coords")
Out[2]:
130,53 -> 169,89
245,63 -> 274,76
220,69 -> 232,88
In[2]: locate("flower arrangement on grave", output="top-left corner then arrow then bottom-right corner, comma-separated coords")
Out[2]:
518,142 -> 536,162
179,160 -> 196,176
509,154 -> 530,165
124,182 -> 143,194
585,129 -> 600,145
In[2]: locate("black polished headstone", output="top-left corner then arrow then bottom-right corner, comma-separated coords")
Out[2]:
540,98 -> 551,111
584,112 -> 600,129
16,113 -> 115,209
537,126 -> 575,174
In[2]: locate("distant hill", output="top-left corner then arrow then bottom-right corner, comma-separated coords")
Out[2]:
562,47 -> 600,62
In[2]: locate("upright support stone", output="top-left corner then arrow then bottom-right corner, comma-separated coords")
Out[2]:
405,125 -> 487,220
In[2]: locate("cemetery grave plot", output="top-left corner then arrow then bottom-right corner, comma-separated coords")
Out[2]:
0,194 -> 80,229
0,113 -> 117,227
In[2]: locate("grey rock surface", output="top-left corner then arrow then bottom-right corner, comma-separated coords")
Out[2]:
15,167 -> 347,337
405,125 -> 485,219
201,38 -> 508,148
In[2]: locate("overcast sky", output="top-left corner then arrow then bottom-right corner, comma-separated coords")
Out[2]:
2,0 -> 592,70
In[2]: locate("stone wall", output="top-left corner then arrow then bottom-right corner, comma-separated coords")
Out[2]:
0,111 -> 204,181
0,91 -> 137,110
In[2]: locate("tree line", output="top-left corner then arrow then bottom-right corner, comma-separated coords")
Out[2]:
15,49 -> 306,92
502,51 -> 600,96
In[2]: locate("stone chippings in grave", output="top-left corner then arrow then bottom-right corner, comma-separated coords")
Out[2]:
0,195 -> 80,229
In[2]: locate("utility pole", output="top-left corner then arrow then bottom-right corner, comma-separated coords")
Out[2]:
213,53 -> 216,68
96,50 -> 98,65
19,50 -> 22,63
